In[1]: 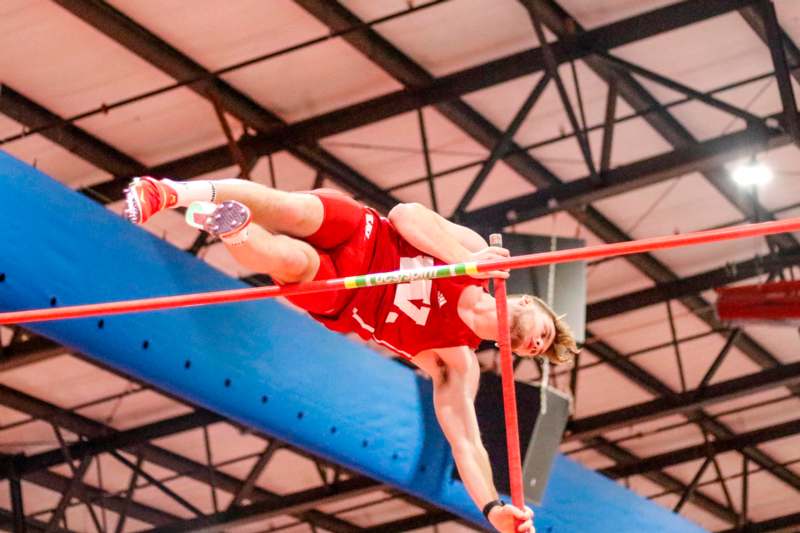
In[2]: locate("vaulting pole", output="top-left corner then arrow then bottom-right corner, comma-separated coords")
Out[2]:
2,216 -> 800,325
490,233 -> 525,527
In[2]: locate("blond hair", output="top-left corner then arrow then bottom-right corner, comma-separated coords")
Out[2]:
510,294 -> 581,365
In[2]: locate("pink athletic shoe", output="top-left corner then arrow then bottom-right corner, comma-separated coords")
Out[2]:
123,177 -> 178,224
186,200 -> 252,243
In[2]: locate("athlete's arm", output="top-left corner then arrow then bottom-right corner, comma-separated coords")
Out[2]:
388,203 -> 509,278
415,347 -> 534,533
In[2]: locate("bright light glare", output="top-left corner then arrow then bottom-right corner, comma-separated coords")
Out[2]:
732,161 -> 773,187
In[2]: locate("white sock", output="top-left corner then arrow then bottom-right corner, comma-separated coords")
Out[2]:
162,178 -> 216,208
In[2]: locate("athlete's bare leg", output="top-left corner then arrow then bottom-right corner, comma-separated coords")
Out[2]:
225,222 -> 320,283
201,179 -> 324,238
126,177 -> 326,282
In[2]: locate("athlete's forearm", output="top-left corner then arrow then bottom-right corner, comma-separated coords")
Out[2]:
451,439 -> 500,510
389,203 -> 476,264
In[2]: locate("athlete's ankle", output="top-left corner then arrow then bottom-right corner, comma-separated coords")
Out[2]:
163,178 -> 217,208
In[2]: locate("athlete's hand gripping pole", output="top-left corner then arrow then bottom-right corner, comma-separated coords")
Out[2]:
489,233 -> 529,532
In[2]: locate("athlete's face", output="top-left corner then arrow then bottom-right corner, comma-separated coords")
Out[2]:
509,295 -> 556,358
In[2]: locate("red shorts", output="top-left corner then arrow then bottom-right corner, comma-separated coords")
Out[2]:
284,189 -> 373,315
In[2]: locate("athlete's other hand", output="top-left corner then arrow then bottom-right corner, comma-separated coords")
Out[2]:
469,246 -> 510,279
488,504 -> 534,533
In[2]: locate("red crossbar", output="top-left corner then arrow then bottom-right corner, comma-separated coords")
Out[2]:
2,217 -> 800,325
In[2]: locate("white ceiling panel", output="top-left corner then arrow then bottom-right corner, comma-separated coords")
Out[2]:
107,0 -> 328,72
0,419 -> 66,455
716,396 -> 800,435
651,232 -> 772,279
74,88 -> 230,167
467,161 -> 537,211
758,433 -> 800,469
585,258 -> 654,303
462,74 -> 550,144
612,13 -> 773,96
0,354 -> 130,410
259,448 -> 326,495
570,362 -> 655,418
667,100 -> 747,142
594,173 -> 742,242
716,76 -> 783,121
716,467 -> 800,522
80,389 -> 192,431
321,111 -> 428,189
775,0 -> 800,51
13,481 -> 61,517
421,108 -> 491,174
0,114 -> 109,189
337,495 -> 423,527
740,323 -> 800,364
432,166 -> 482,218
528,136 -> 591,183
557,0 -> 680,30
514,64 -> 615,149
587,115 -> 673,170
588,304 -> 674,354
151,422 -> 266,470
222,38 -> 402,123
0,0 -> 174,118
350,0 -> 541,77
705,387 -> 793,420
566,448 -> 616,471
249,151 -> 319,192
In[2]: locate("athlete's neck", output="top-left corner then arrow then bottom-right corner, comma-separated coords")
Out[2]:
458,286 -> 499,341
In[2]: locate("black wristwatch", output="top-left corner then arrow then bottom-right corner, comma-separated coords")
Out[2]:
482,499 -> 505,519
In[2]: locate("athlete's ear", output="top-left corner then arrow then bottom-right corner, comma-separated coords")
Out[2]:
520,294 -> 534,306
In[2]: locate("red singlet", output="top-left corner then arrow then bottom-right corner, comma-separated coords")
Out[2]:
284,191 -> 484,359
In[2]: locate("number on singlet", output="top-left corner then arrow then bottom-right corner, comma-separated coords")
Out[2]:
392,256 -> 434,326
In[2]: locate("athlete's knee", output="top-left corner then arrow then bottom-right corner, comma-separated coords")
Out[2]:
388,202 -> 423,225
271,235 -> 319,282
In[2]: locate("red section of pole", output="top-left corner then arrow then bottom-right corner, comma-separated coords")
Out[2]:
2,217 -> 800,325
490,234 -> 525,524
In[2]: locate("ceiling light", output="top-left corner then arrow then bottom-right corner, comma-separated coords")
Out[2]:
732,159 -> 773,187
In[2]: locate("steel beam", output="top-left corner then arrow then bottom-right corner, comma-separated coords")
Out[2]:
525,3 -> 597,177
719,510 -> 800,533
46,457 -> 93,532
145,477 -> 382,533
0,509 -> 71,533
603,418 -> 800,478
585,436 -> 738,524
459,117 -> 785,229
586,335 -> 800,494
228,441 -> 281,509
0,384 -> 361,532
26,469 -> 178,526
10,475 -> 25,533
362,510 -> 453,532
753,0 -> 800,142
0,85 -> 145,178
587,252 -> 800,322
453,74 -> 551,215
76,0 -> 760,197
0,336 -> 64,371
10,411 -> 221,476
53,0 -> 397,212
566,360 -> 800,441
